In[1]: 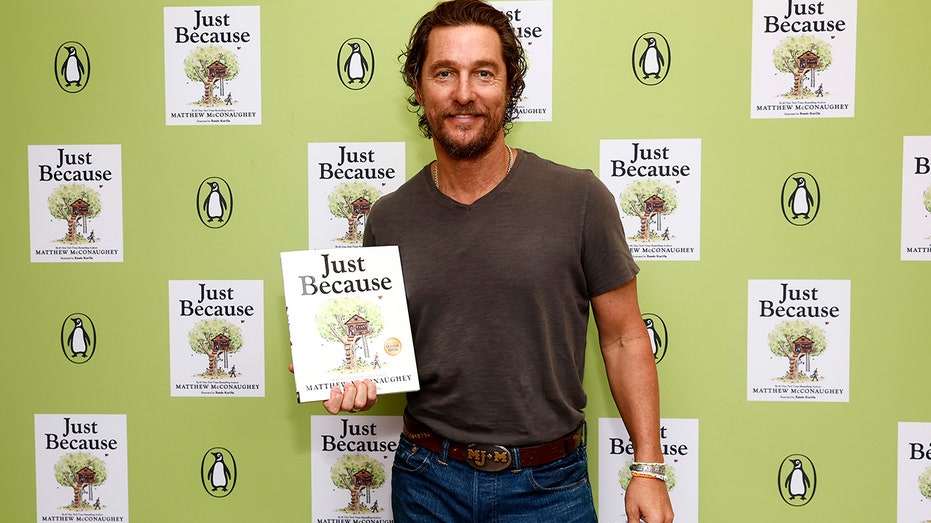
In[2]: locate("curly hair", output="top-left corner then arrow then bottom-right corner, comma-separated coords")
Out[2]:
400,0 -> 528,138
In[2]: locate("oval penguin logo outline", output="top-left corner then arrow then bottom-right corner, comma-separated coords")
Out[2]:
60,313 -> 96,364
781,172 -> 820,226
631,32 -> 670,86
777,453 -> 817,507
202,447 -> 237,497
197,177 -> 233,228
337,37 -> 375,90
55,41 -> 91,94
642,313 -> 668,364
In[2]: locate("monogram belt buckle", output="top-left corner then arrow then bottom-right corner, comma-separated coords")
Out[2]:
465,443 -> 512,472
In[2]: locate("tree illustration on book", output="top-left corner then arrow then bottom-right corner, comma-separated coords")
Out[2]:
53,452 -> 108,511
316,297 -> 384,372
47,183 -> 102,244
329,454 -> 387,514
772,35 -> 834,99
767,320 -> 827,382
618,180 -> 679,242
326,182 -> 382,244
188,318 -> 243,378
183,45 -> 240,106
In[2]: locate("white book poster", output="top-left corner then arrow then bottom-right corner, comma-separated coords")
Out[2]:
28,145 -> 123,263
598,418 -> 698,523
308,142 -> 406,249
901,136 -> 931,261
491,1 -> 552,122
311,415 -> 401,521
898,422 -> 931,522
600,139 -> 701,261
281,246 -> 418,403
750,0 -> 857,118
34,414 -> 129,522
169,280 -> 265,397
747,279 -> 851,402
164,6 -> 261,125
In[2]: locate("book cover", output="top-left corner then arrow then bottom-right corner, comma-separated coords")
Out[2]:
164,6 -> 261,125
747,279 -> 851,402
281,246 -> 418,403
490,1 -> 553,121
28,144 -> 124,263
600,139 -> 702,261
168,280 -> 266,397
311,415 -> 401,521
308,142 -> 405,249
750,0 -> 857,118
598,417 -> 699,523
901,136 -> 931,261
34,414 -> 129,522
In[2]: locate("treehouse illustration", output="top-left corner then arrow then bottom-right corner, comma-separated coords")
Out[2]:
345,314 -> 371,359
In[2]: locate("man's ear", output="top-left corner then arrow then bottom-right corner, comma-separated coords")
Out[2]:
413,82 -> 424,106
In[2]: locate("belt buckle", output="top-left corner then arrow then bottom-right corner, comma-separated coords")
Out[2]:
465,443 -> 512,472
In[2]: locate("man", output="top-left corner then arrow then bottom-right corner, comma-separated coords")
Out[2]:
325,1 -> 673,521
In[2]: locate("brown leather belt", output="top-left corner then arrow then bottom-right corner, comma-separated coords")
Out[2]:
402,415 -> 585,472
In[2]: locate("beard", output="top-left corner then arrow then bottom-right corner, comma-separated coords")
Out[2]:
426,103 -> 503,159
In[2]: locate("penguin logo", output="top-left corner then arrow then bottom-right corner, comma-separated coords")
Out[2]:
60,313 -> 96,364
55,41 -> 90,93
781,172 -> 820,226
642,313 -> 668,364
631,33 -> 670,86
337,38 -> 375,90
201,447 -> 237,497
196,177 -> 233,228
777,454 -> 817,506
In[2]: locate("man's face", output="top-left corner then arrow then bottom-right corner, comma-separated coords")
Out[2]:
415,24 -> 509,159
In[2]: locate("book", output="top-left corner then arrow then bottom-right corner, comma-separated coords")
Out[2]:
281,246 -> 419,403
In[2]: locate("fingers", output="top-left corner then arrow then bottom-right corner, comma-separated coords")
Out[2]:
322,379 -> 378,415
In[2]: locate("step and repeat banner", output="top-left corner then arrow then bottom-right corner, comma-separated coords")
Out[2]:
2,1 -> 930,521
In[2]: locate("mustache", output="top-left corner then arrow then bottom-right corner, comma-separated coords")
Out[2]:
443,104 -> 488,118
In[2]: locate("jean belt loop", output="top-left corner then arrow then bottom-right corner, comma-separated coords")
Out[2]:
440,438 -> 451,463
511,446 -> 521,470
582,419 -> 588,447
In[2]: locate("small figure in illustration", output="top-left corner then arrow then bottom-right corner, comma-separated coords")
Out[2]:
94,498 -> 101,510
815,84 -> 824,97
61,46 -> 85,87
785,459 -> 811,500
203,181 -> 227,222
229,365 -> 237,377
788,177 -> 814,219
638,37 -> 664,79
373,354 -> 381,369
661,227 -> 670,240
810,368 -> 819,381
68,317 -> 90,358
208,452 -> 231,491
225,93 -> 233,105
372,500 -> 380,512
87,230 -> 96,242
344,42 -> 369,84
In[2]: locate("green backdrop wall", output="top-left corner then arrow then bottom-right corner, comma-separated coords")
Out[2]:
2,0 -> 930,521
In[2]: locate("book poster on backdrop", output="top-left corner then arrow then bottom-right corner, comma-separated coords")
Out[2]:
28,145 -> 123,263
169,280 -> 266,397
901,136 -> 931,261
311,415 -> 402,521
598,417 -> 698,523
747,279 -> 851,402
34,414 -> 129,522
600,139 -> 701,261
164,6 -> 261,125
308,142 -> 405,249
750,0 -> 857,118
281,246 -> 418,403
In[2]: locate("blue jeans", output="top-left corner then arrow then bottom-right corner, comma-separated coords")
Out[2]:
391,433 -> 597,522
